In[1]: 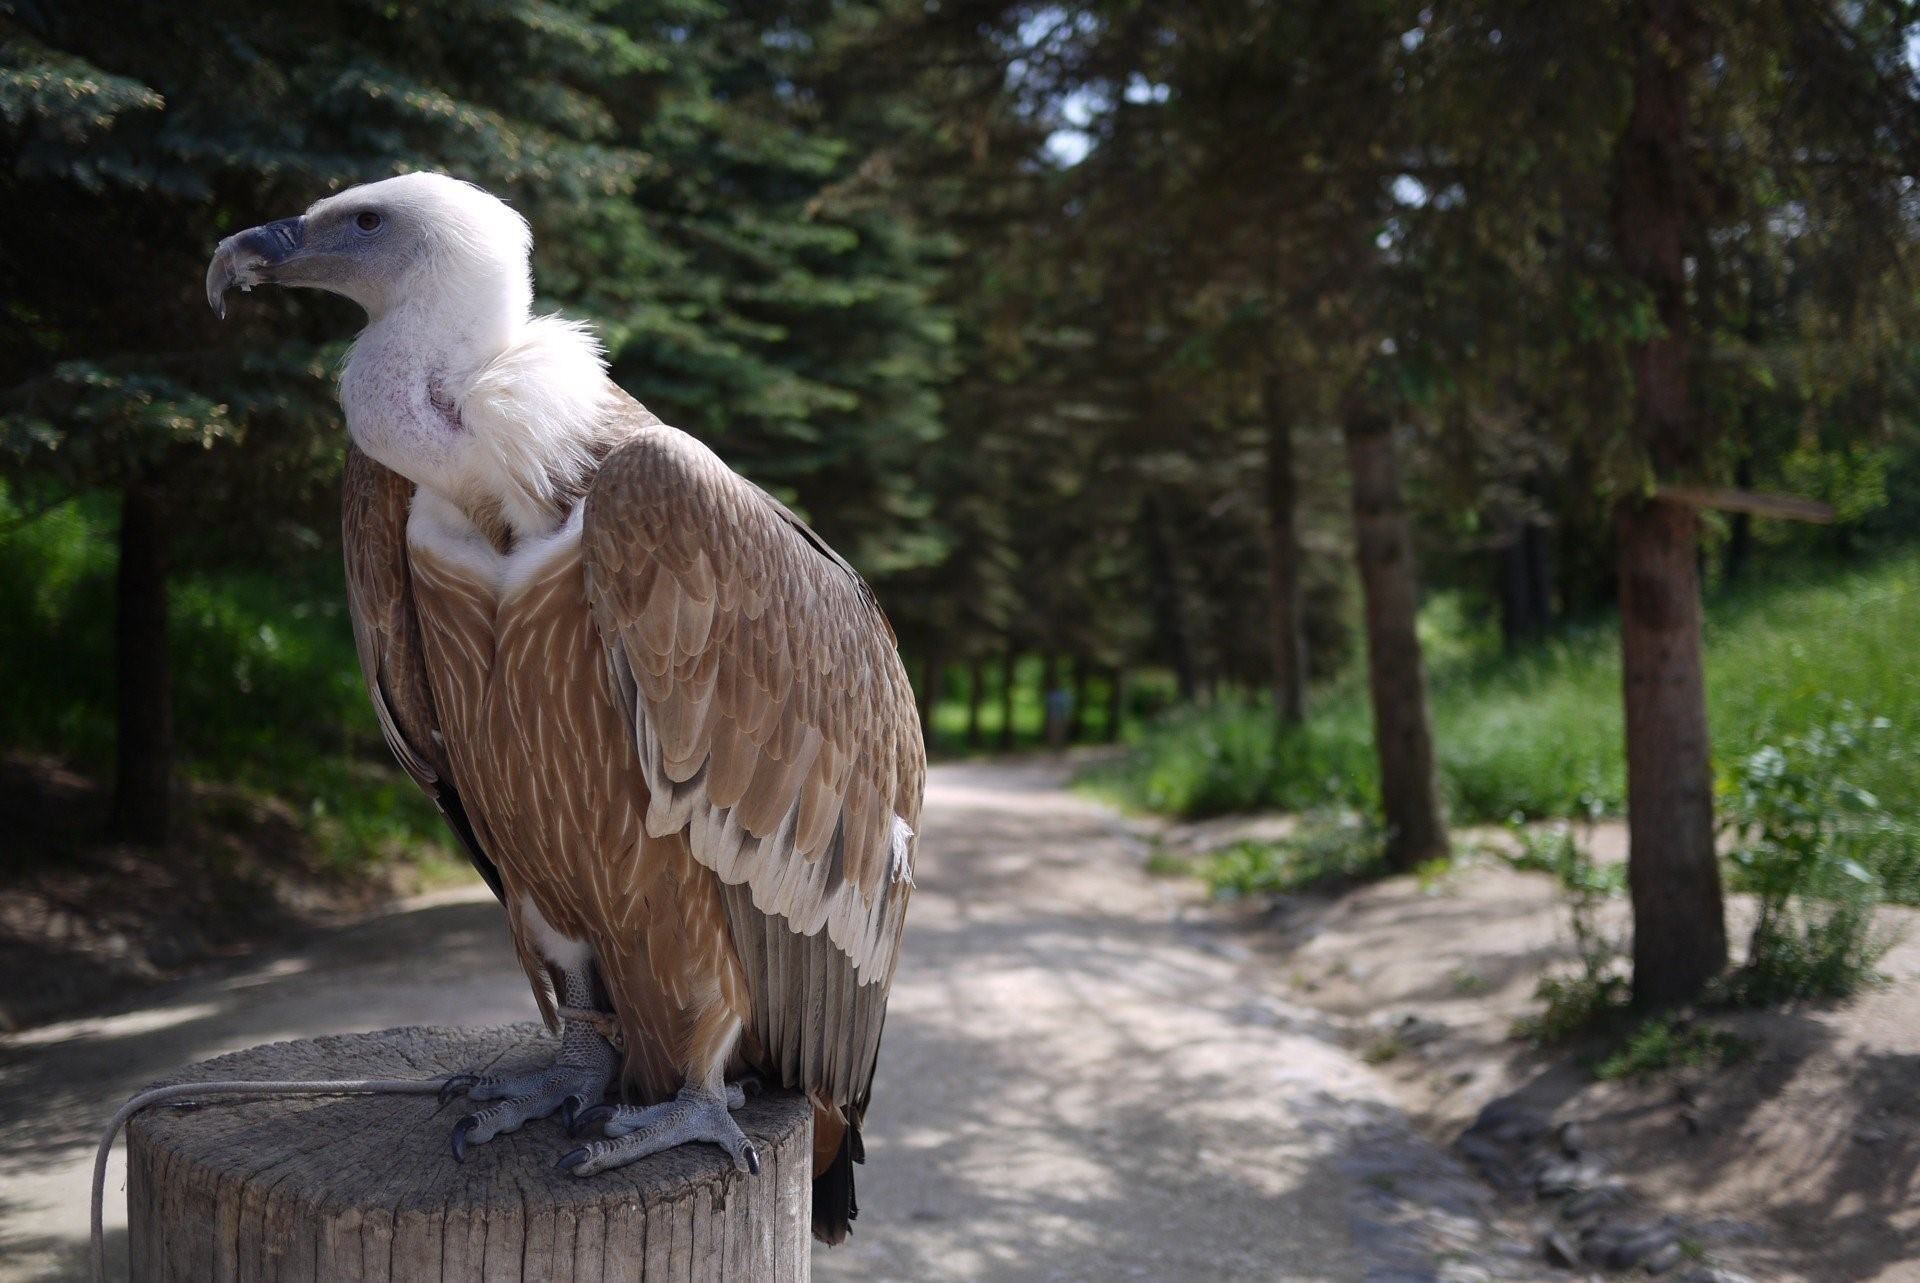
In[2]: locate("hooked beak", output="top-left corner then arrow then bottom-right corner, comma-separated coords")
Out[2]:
205,216 -> 307,319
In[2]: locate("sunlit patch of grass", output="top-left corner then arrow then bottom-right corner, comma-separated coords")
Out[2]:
1195,812 -> 1384,899
1083,548 -> 1920,899
1142,846 -> 1198,878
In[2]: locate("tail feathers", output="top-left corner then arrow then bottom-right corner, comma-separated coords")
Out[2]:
810,1120 -> 862,1245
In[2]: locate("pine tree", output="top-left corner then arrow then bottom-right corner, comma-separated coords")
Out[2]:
0,0 -> 649,842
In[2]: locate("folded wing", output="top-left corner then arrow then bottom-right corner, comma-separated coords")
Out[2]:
580,402 -> 923,1108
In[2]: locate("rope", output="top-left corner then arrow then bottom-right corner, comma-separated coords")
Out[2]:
90,1076 -> 454,1283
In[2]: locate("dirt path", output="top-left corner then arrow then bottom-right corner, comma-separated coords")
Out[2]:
0,759 -> 1504,1282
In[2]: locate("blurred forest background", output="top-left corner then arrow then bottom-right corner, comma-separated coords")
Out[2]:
2,0 -> 1918,1021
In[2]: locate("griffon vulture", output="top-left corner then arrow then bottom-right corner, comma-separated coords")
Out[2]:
206,173 -> 922,1243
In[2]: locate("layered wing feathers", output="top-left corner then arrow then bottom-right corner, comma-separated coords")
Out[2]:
581,414 -> 923,1009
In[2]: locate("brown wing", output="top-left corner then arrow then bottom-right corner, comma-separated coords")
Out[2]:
580,401 -> 923,1109
341,445 -> 504,902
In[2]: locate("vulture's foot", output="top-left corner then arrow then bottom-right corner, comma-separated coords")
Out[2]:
558,1083 -> 759,1176
442,1019 -> 619,1162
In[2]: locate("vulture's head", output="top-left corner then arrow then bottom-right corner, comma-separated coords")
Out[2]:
206,173 -> 532,322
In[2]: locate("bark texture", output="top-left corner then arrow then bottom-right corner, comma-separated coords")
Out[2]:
1611,0 -> 1727,1006
111,480 -> 174,846
127,1024 -> 814,1282
1617,500 -> 1726,1006
1344,407 -> 1448,872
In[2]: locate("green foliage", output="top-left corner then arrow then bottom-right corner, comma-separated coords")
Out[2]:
1502,819 -> 1624,896
1517,971 -> 1631,1046
1079,696 -> 1376,818
1593,1016 -> 1751,1081
0,37 -> 161,141
1,0 -> 956,868
1195,813 -> 1384,899
1142,846 -> 1197,878
0,483 -> 448,871
1778,444 -> 1891,531
1719,718 -> 1907,1003
1509,824 -> 1632,1045
1093,550 -> 1920,897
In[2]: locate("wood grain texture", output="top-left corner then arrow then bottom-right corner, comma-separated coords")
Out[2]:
126,1025 -> 812,1283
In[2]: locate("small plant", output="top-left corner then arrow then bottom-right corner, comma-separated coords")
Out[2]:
1593,1015 -> 1751,1080
1361,1034 -> 1406,1065
1449,968 -> 1489,995
1720,716 -> 1905,1004
1502,807 -> 1622,895
1511,820 -> 1631,1043
1197,811 -> 1384,898
1142,846 -> 1197,878
1517,971 -> 1630,1044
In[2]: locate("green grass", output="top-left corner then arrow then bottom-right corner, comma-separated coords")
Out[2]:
923,657 -> 1176,755
1191,813 -> 1386,899
1593,1015 -> 1752,1081
0,485 -> 451,872
1083,550 -> 1920,851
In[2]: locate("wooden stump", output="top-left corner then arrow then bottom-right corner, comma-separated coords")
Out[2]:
125,1024 -> 813,1282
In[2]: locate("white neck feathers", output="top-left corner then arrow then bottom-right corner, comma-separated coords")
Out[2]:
341,307 -> 618,540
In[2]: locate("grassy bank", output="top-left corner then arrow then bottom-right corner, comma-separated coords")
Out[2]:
0,487 -> 451,874
1082,548 -> 1919,847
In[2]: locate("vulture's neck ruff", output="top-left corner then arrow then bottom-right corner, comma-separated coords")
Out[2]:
275,173 -> 619,543
344,307 -> 616,544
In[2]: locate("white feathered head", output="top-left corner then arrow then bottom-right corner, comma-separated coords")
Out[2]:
207,172 -> 533,321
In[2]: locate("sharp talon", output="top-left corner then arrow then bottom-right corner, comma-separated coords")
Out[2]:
743,1144 -> 761,1176
559,1097 -> 579,1132
451,1116 -> 476,1163
439,1074 -> 476,1106
558,1146 -> 591,1173
739,1075 -> 763,1096
571,1103 -> 616,1136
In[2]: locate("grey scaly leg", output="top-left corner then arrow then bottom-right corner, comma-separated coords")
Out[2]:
441,966 -> 618,1161
560,1079 -> 760,1176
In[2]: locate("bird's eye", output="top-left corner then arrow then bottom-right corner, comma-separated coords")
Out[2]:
355,211 -> 382,233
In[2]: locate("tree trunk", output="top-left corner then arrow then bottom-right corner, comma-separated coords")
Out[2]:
1612,0 -> 1726,1007
1040,653 -> 1064,748
1067,657 -> 1091,743
1142,497 -> 1199,702
111,480 -> 174,846
1344,405 -> 1448,873
997,650 -> 1017,751
1106,665 -> 1126,742
1617,499 -> 1726,1008
965,657 -> 985,750
1263,376 -> 1309,722
1497,512 -> 1554,651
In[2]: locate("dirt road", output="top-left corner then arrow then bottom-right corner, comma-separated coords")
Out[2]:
0,759 -> 1500,1282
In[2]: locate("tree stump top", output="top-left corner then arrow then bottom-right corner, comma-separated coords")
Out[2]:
127,1023 -> 813,1282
